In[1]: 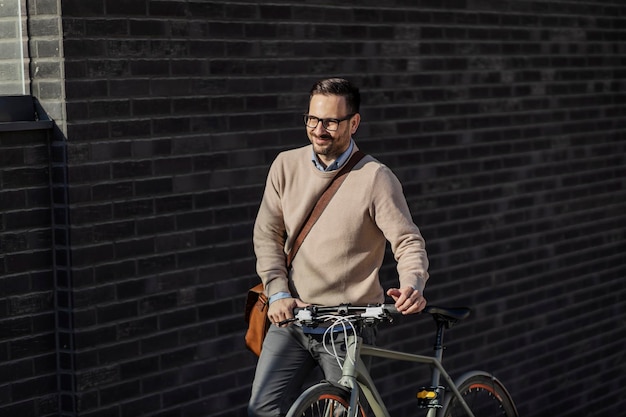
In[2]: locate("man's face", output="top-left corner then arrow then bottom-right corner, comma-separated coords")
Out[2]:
306,94 -> 360,166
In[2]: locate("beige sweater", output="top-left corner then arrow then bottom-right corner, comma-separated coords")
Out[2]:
253,144 -> 429,306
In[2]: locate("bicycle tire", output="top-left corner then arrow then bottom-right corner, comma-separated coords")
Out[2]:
441,373 -> 518,417
286,382 -> 368,417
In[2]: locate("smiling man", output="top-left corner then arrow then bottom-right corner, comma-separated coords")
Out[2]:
305,91 -> 359,168
248,78 -> 430,417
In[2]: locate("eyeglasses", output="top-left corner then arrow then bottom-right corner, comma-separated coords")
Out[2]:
303,113 -> 355,131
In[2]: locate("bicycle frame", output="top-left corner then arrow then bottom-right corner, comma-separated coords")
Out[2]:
337,333 -> 476,417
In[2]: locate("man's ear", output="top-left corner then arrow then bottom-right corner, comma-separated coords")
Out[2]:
350,113 -> 361,135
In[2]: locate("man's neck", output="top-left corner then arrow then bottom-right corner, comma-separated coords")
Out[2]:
312,140 -> 354,172
315,154 -> 332,169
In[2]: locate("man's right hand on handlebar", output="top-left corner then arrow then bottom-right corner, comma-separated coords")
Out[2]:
268,297 -> 310,327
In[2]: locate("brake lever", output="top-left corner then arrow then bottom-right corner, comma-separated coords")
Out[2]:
277,317 -> 298,326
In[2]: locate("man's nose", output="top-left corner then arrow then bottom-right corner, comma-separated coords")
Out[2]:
313,121 -> 327,134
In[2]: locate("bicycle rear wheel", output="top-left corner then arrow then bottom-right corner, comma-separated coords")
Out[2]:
441,373 -> 518,417
286,382 -> 368,417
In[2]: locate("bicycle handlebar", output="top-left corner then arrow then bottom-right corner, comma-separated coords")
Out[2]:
281,304 -> 472,329
285,304 -> 399,327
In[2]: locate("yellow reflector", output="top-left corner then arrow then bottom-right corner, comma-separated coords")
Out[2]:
417,390 -> 437,399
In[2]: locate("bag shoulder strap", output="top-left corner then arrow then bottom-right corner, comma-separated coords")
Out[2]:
286,150 -> 366,268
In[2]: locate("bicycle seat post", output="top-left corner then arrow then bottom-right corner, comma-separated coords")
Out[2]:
430,320 -> 446,387
424,306 -> 471,389
434,319 -> 446,359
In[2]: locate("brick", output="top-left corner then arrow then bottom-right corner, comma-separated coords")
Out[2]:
92,182 -> 134,201
118,356 -> 159,380
73,285 -> 116,309
113,199 -> 154,218
106,0 -> 146,16
208,21 -> 245,38
116,316 -> 158,341
74,325 -> 118,352
153,157 -> 192,176
7,293 -> 54,316
10,333 -> 56,360
259,5 -> 291,20
97,300 -> 138,324
0,401 -> 36,417
160,346 -> 197,370
4,249 -> 51,273
110,119 -> 152,139
11,374 -> 57,401
99,380 -> 140,404
136,216 -> 176,236
159,307 -> 197,330
140,368 -> 179,394
70,244 -> 115,267
92,259 -> 135,283
120,394 -> 161,416
2,167 -> 49,188
162,385 -> 199,408
148,1 -> 190,18
75,365 -> 119,391
135,178 -> 173,196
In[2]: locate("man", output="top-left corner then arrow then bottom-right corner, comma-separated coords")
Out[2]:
248,78 -> 429,416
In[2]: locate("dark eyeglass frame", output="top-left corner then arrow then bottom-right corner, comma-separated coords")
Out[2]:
303,113 -> 355,131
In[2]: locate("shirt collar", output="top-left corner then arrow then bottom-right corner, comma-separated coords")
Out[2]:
311,139 -> 355,172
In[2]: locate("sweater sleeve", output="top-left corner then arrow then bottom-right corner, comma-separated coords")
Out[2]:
253,157 -> 291,298
370,165 -> 429,293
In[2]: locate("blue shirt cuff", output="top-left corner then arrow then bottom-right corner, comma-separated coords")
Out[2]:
269,292 -> 292,304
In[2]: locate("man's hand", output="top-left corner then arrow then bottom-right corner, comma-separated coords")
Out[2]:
268,297 -> 309,326
387,287 -> 426,315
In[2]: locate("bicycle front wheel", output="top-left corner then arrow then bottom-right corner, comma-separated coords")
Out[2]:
286,382 -> 368,417
441,373 -> 518,417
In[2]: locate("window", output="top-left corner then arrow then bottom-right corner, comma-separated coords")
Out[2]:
0,0 -> 29,95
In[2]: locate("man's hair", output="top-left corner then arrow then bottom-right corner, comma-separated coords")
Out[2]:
309,78 -> 361,114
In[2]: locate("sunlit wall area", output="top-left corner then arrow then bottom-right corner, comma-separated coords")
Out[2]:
0,0 -> 28,95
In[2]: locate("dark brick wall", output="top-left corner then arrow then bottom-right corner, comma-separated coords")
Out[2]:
0,125 -> 57,417
2,0 -> 624,416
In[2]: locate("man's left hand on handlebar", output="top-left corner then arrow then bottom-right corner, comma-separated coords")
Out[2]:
387,286 -> 426,315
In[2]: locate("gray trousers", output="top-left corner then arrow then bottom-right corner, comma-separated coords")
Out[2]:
247,324 -> 375,417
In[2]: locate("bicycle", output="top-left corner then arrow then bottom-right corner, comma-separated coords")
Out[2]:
284,304 -> 518,417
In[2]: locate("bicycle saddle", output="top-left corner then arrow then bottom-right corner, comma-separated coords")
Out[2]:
424,306 -> 471,329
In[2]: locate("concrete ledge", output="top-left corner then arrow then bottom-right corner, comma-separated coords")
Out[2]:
0,119 -> 54,132
0,95 -> 54,131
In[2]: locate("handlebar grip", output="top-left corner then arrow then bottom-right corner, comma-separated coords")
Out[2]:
382,304 -> 399,315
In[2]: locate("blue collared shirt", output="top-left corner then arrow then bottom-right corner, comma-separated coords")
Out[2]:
311,139 -> 355,172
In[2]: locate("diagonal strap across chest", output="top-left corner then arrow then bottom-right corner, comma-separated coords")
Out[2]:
286,150 -> 366,268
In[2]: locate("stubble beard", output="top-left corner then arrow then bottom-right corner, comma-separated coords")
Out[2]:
313,142 -> 333,156
311,134 -> 336,157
